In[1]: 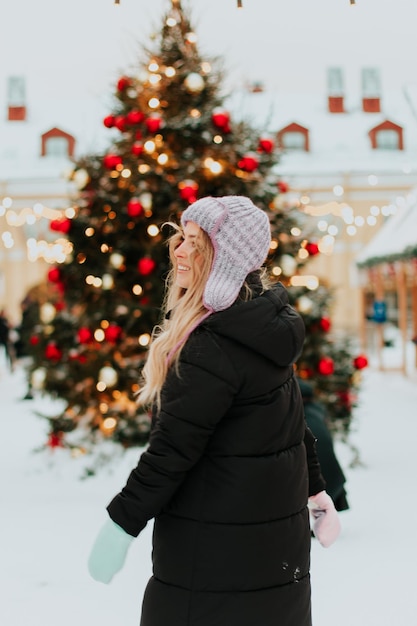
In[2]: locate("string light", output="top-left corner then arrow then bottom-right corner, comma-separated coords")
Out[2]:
237,0 -> 243,7
350,0 -> 356,4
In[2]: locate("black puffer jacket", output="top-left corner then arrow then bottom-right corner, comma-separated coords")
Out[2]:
107,283 -> 325,626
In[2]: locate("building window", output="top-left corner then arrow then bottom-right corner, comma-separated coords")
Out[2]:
45,136 -> 69,157
369,120 -> 403,150
375,130 -> 400,150
7,76 -> 26,121
277,122 -> 309,152
41,127 -> 75,158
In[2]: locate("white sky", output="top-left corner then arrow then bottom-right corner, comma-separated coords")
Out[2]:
2,0 -> 417,103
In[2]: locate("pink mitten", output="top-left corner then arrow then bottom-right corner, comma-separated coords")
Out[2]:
308,490 -> 341,548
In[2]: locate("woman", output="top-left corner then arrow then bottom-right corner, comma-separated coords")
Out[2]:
88,195 -> 340,626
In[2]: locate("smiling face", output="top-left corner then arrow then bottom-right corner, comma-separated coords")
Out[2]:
173,221 -> 205,290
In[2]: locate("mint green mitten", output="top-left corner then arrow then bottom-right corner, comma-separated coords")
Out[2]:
88,518 -> 134,584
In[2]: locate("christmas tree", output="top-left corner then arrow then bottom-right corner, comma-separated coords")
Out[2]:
23,0 -> 366,467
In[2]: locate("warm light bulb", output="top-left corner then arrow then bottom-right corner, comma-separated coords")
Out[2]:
157,153 -> 168,165
186,31 -> 197,44
147,224 -> 159,237
144,140 -> 156,153
139,333 -> 151,346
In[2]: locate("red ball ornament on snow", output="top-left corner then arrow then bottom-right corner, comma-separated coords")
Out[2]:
138,257 -> 156,276
178,180 -> 199,202
126,110 -> 145,125
47,267 -> 61,283
104,325 -> 123,343
45,342 -> 63,361
77,327 -> 93,344
127,198 -> 144,217
238,153 -> 259,173
131,142 -> 144,157
258,137 -> 274,153
103,115 -> 116,129
117,76 -> 131,91
277,181 -> 289,194
145,115 -> 162,133
353,354 -> 368,370
317,356 -> 335,376
49,218 -> 71,234
319,317 -> 331,332
211,108 -> 230,129
305,242 -> 320,256
103,154 -> 123,170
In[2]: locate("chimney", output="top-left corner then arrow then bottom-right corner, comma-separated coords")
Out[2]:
327,67 -> 345,113
7,76 -> 27,121
361,67 -> 381,113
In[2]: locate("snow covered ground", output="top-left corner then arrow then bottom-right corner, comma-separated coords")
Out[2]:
1,342 -> 417,626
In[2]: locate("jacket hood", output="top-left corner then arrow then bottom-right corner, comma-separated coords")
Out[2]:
203,282 -> 305,367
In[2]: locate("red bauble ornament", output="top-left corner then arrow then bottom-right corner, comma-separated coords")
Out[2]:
103,115 -> 116,129
77,327 -> 92,344
138,257 -> 156,275
317,357 -> 335,376
126,110 -> 145,125
29,335 -> 40,346
49,218 -> 71,234
238,153 -> 259,173
319,317 -> 331,332
277,181 -> 289,193
104,325 -> 122,343
103,154 -> 123,170
114,115 -> 127,132
127,199 -> 144,217
337,390 -> 352,410
47,267 -> 61,283
353,354 -> 368,370
211,108 -> 230,129
258,137 -> 274,153
131,142 -> 144,156
145,115 -> 162,133
54,300 -> 65,312
45,343 -> 63,361
299,367 -> 314,379
178,179 -> 199,202
116,76 -> 131,91
305,242 -> 320,256
47,432 -> 64,448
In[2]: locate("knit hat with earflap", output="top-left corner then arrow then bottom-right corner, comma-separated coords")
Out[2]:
181,195 -> 271,312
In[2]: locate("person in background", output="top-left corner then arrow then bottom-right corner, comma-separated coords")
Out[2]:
0,309 -> 15,372
88,196 -> 341,626
298,378 -> 349,512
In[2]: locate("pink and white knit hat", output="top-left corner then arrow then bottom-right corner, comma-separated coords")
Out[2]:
181,195 -> 271,312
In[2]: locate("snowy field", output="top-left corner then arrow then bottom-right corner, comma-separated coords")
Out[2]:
1,342 -> 417,626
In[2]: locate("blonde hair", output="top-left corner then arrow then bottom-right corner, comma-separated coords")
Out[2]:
137,223 -> 214,408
